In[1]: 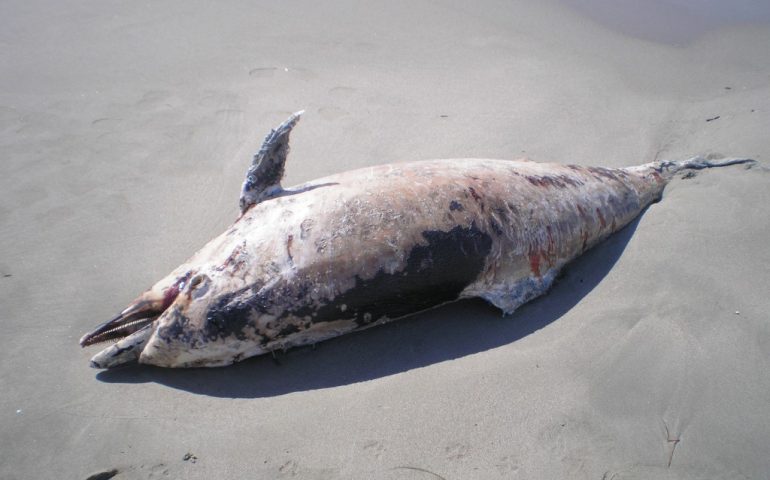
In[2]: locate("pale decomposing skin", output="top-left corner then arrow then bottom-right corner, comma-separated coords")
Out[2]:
79,112 -> 754,368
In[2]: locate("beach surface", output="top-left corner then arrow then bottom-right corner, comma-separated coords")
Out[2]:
1,1 -> 769,478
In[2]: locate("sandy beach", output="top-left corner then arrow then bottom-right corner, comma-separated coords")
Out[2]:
1,0 -> 769,478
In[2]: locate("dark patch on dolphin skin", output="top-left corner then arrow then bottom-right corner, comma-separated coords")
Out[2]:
587,167 -> 620,182
449,200 -> 464,211
107,325 -> 153,359
278,323 -> 301,337
596,208 -> 606,228
201,286 -> 277,344
286,234 -> 294,263
195,225 -> 492,343
467,187 -> 485,212
158,307 -> 196,344
300,218 -> 314,239
493,206 -> 511,224
156,288 -> 268,346
289,224 -> 493,325
526,174 -> 583,189
490,218 -> 504,236
204,295 -> 255,341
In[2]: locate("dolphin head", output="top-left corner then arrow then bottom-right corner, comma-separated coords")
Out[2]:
79,266 -> 191,368
80,113 -> 307,368
80,263 -> 270,368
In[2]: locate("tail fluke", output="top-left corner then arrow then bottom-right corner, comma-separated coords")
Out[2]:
626,156 -> 756,181
661,156 -> 756,173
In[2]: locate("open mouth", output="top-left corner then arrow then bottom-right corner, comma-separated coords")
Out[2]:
80,273 -> 190,368
79,301 -> 159,348
79,300 -> 163,369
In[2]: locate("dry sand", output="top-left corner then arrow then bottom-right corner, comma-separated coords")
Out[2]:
1,0 -> 769,478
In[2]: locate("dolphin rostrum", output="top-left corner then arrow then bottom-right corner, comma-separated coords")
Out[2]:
80,112 -> 754,368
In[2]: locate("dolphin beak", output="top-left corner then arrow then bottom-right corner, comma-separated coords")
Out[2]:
81,273 -> 190,368
80,294 -> 168,368
89,324 -> 154,368
79,299 -> 160,348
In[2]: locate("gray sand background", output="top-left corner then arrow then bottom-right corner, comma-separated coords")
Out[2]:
2,1 -> 769,478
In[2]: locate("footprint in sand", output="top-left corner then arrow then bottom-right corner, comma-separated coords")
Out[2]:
318,106 -> 348,120
91,117 -> 123,129
147,462 -> 170,478
328,86 -> 356,98
249,67 -> 277,78
362,440 -> 385,459
15,111 -> 63,136
495,455 -> 521,474
277,459 -> 299,477
135,90 -> 173,110
34,205 -> 76,226
198,90 -> 240,109
445,442 -> 469,460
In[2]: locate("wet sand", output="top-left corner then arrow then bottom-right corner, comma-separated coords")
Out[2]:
1,1 -> 769,478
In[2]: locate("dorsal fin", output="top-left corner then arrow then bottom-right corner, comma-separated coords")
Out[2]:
239,111 -> 303,213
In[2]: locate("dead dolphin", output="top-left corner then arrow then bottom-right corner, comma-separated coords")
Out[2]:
80,112 -> 754,368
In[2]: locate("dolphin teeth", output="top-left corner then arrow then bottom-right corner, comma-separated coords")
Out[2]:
79,316 -> 157,347
96,317 -> 155,338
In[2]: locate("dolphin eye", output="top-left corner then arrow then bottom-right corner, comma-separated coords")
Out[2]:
189,274 -> 210,299
190,275 -> 204,290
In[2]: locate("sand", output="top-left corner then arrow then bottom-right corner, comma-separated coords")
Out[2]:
1,0 -> 769,478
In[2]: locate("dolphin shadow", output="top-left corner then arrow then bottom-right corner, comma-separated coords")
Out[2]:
96,217 -> 642,398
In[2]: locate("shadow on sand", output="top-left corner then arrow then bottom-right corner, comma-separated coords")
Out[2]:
96,217 -> 641,398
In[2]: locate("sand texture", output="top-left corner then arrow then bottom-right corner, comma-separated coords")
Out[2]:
1,0 -> 769,478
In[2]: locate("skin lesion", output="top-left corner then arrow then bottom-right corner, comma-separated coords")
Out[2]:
286,234 -> 294,263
